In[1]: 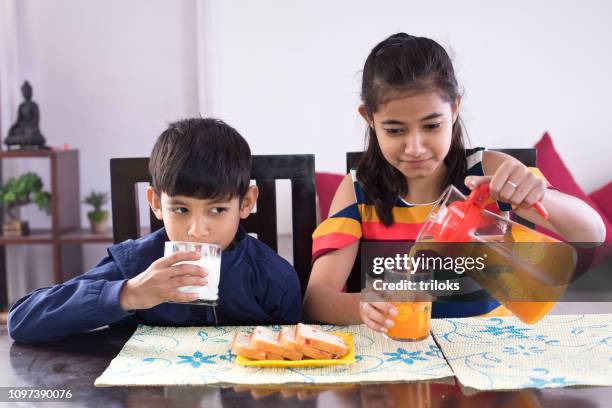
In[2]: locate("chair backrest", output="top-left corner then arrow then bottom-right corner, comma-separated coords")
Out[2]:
110,155 -> 317,297
343,148 -> 537,292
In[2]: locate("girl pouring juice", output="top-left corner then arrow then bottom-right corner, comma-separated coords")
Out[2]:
304,33 -> 605,334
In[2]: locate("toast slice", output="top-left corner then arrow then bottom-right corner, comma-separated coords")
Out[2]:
231,331 -> 266,360
278,326 -> 300,350
295,341 -> 335,360
252,326 -> 303,361
279,326 -> 332,359
263,351 -> 284,360
295,323 -> 348,356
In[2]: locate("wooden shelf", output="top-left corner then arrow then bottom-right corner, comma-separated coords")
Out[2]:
60,228 -> 113,244
0,149 -> 83,308
0,229 -> 53,244
0,149 -> 61,158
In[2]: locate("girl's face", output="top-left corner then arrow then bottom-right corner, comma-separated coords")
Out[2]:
361,90 -> 459,181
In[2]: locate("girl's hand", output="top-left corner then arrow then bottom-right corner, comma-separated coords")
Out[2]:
465,161 -> 546,210
359,302 -> 398,333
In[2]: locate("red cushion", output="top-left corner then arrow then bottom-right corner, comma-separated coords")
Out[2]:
535,132 -> 589,200
589,182 -> 612,225
315,172 -> 344,219
534,132 -> 611,243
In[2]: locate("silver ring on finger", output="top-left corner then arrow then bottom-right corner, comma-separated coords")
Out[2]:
506,180 -> 518,189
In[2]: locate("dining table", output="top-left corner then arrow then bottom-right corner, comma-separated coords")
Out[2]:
1,314 -> 611,408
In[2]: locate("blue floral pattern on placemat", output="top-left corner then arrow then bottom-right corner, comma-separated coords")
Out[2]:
430,314 -> 612,390
95,324 -> 453,386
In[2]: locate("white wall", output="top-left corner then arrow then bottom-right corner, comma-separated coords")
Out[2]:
201,0 -> 612,192
1,0 -> 611,301
1,0 -> 199,301
12,0 -> 199,185
199,0 -> 612,239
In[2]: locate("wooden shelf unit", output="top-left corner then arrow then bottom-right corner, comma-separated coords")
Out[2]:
0,149 -> 113,309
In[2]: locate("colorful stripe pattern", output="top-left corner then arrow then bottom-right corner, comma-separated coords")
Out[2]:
312,203 -> 362,261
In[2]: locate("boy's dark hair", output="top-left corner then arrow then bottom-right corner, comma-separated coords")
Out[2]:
149,118 -> 251,201
358,33 -> 468,226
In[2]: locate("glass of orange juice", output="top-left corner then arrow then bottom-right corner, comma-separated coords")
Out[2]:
383,268 -> 433,342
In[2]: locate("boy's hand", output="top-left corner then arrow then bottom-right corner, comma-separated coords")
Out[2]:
465,161 -> 546,210
119,251 -> 208,311
359,302 -> 398,333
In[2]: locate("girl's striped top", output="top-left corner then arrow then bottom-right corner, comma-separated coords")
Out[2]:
312,147 -> 548,318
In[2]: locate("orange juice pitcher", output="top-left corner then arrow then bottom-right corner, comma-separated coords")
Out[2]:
416,183 -> 576,324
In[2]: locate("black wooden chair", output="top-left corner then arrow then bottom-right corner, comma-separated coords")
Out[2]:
110,155 -> 317,297
344,148 -> 537,292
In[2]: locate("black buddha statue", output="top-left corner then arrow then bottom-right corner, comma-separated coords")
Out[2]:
5,81 -> 48,150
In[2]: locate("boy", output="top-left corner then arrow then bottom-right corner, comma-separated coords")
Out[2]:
8,118 -> 302,342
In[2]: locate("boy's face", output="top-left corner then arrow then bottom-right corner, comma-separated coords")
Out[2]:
147,186 -> 258,250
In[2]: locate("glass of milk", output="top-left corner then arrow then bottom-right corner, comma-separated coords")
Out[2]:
164,241 -> 222,306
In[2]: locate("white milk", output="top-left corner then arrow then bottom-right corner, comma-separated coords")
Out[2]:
164,241 -> 222,303
176,257 -> 221,301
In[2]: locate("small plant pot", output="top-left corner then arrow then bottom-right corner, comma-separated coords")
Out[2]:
88,211 -> 109,234
3,220 -> 30,236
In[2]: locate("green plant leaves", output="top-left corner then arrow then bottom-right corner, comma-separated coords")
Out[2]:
0,172 -> 51,218
83,190 -> 109,212
87,210 -> 108,222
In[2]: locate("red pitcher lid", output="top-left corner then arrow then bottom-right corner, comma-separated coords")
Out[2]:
431,183 -> 548,242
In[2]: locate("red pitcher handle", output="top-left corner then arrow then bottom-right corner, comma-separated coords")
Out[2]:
469,183 -> 549,220
532,201 -> 549,220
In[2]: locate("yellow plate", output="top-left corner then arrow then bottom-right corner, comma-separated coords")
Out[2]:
235,332 -> 355,367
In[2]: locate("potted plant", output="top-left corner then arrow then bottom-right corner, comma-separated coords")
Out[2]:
0,172 -> 51,236
83,191 -> 109,234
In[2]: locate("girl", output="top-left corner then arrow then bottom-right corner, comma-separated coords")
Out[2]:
303,33 -> 605,333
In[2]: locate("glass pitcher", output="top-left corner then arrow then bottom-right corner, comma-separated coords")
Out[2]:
414,183 -> 576,324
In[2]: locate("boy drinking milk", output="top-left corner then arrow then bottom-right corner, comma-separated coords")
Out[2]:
8,118 -> 302,342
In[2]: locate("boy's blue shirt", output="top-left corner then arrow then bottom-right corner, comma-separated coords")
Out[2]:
8,227 -> 302,343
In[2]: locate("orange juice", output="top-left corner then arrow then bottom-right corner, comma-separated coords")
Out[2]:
479,224 -> 573,324
499,224 -> 570,324
504,301 -> 556,324
387,301 -> 431,341
467,241 -> 568,324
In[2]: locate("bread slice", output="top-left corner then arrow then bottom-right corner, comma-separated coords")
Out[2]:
280,326 -> 304,349
280,326 -> 335,360
295,323 -> 348,356
295,341 -> 335,360
252,326 -> 303,361
263,352 -> 284,360
231,331 -> 266,360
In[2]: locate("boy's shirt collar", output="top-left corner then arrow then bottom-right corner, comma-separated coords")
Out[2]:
221,225 -> 248,271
